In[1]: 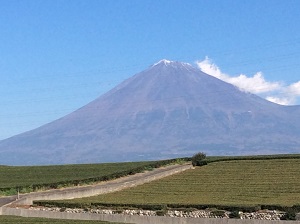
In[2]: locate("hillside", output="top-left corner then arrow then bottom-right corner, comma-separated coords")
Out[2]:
57,156 -> 300,207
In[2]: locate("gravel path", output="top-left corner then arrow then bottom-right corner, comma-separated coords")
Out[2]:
0,196 -> 17,207
1,163 -> 192,207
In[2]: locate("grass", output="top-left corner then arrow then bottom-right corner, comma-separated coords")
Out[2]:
59,157 -> 300,207
0,216 -> 123,224
0,159 -> 182,195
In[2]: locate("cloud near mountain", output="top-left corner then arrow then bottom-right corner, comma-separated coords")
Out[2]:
196,57 -> 300,105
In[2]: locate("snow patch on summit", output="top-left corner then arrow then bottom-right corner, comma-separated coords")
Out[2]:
153,59 -> 172,66
152,59 -> 193,69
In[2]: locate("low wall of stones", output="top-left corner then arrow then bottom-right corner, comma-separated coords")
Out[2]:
10,164 -> 192,206
2,207 -> 300,224
27,206 -> 285,220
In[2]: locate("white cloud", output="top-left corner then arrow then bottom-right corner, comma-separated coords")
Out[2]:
196,57 -> 300,105
287,81 -> 300,95
196,57 -> 281,94
265,96 -> 293,106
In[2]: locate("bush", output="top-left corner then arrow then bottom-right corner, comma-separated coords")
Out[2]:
156,205 -> 167,216
59,207 -> 66,212
292,204 -> 300,212
229,210 -> 240,219
191,152 -> 207,166
281,210 -> 296,220
196,161 -> 208,166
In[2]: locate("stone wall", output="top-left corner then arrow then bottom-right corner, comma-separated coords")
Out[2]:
27,206 -> 285,220
2,207 -> 300,224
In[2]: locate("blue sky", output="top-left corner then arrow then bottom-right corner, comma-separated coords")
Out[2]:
1,0 -> 300,140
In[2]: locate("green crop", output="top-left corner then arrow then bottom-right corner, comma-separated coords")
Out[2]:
59,158 -> 300,208
0,215 -> 122,224
0,158 -> 188,195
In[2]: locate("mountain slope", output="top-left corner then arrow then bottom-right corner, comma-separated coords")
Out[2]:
0,60 -> 299,165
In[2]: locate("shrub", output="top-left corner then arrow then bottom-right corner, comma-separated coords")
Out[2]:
59,207 -> 66,212
292,204 -> 300,212
281,210 -> 296,220
229,210 -> 240,219
191,152 -> 207,166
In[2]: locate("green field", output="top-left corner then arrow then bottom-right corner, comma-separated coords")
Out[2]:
57,158 -> 300,208
0,216 -> 122,224
0,159 -> 182,195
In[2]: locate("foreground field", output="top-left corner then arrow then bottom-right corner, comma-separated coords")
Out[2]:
0,159 -> 182,195
59,158 -> 300,207
0,215 -> 122,224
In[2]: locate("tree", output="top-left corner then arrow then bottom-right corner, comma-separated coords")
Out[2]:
191,152 -> 207,166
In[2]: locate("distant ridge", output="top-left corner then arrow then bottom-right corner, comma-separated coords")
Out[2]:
0,60 -> 299,165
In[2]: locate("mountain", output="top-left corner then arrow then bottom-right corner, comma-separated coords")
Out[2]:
0,59 -> 300,165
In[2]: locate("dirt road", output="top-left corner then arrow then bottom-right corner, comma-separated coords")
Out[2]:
0,196 -> 17,207
2,163 -> 192,207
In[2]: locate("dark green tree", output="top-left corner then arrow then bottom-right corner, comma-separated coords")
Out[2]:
281,210 -> 296,220
191,152 -> 207,166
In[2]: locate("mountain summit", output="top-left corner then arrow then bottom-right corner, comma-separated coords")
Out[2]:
0,60 -> 299,165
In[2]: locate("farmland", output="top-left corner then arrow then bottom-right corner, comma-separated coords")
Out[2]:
0,159 -> 184,195
0,215 -> 122,224
56,158 -> 300,208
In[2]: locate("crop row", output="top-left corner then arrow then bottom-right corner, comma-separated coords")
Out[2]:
205,154 -> 300,163
40,158 -> 300,211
